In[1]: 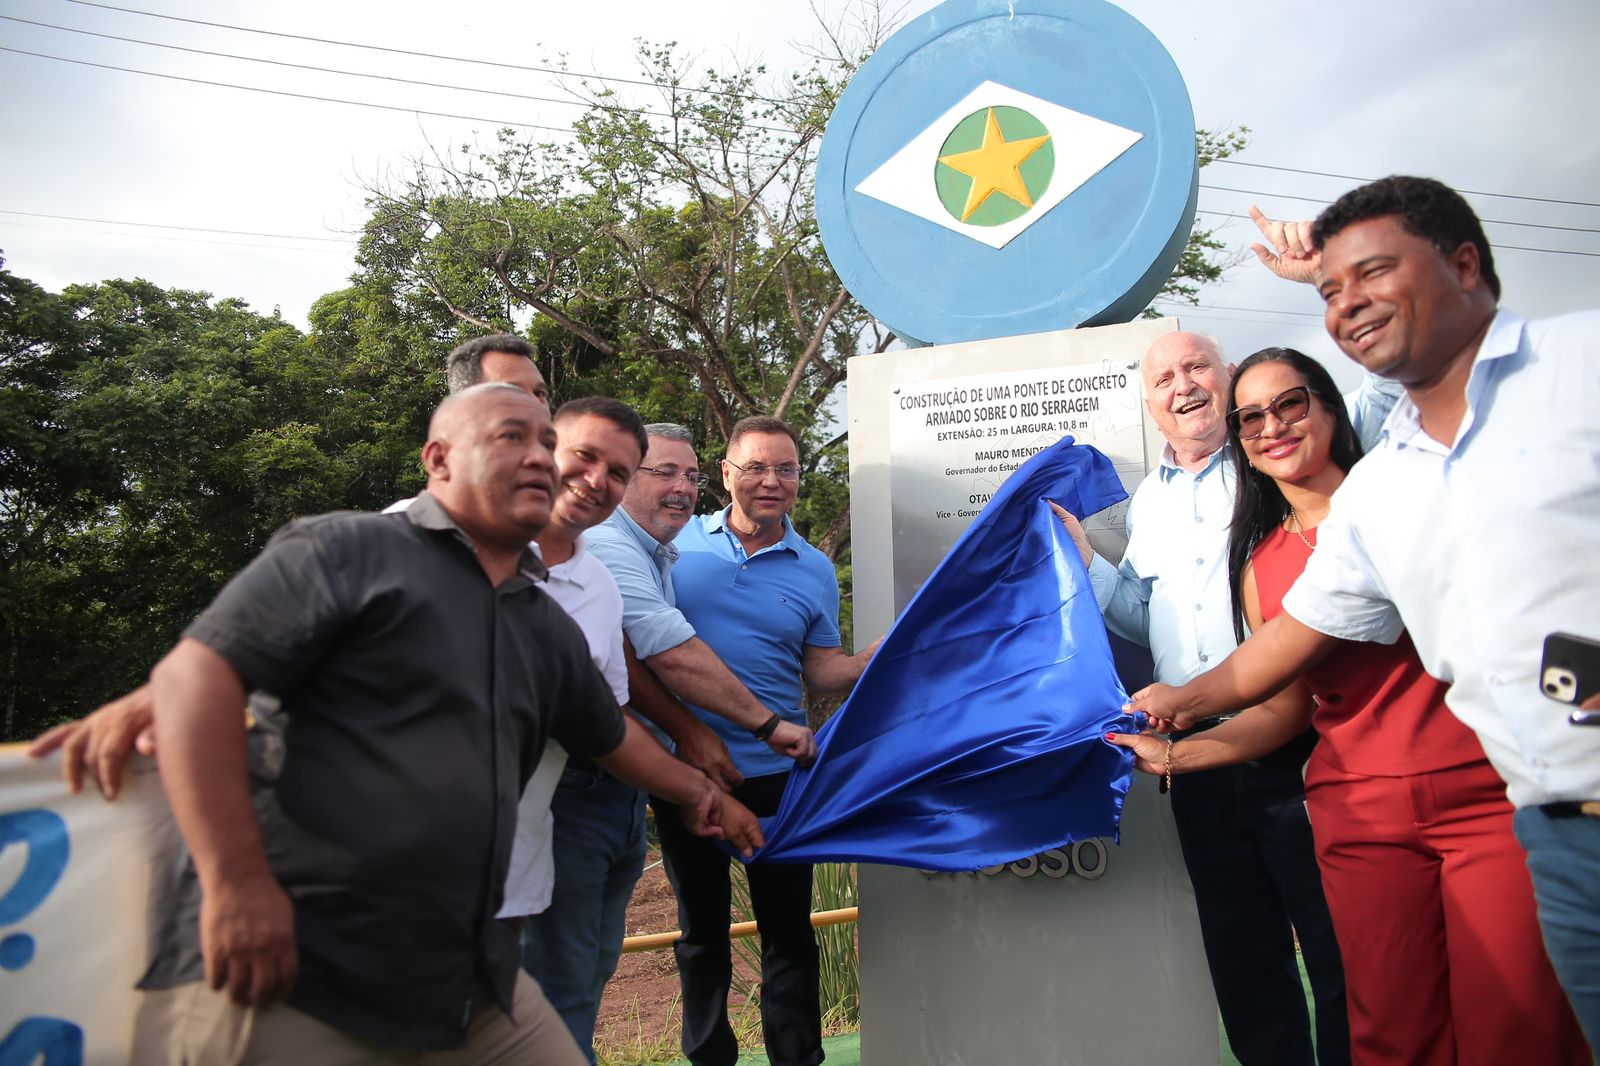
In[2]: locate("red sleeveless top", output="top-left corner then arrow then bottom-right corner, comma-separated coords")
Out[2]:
1252,525 -> 1485,776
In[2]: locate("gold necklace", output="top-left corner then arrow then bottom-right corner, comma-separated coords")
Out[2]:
1287,507 -> 1315,551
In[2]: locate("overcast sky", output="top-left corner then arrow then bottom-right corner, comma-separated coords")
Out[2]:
2,0 -> 1595,390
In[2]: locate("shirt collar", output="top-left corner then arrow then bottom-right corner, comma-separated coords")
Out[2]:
546,534 -> 592,587
608,505 -> 678,563
1157,440 -> 1230,483
704,505 -> 802,555
405,490 -> 548,582
1378,306 -> 1523,454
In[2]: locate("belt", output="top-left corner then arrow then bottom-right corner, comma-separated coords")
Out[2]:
1542,800 -> 1600,819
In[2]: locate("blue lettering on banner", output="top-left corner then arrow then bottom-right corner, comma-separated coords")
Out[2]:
0,1017 -> 85,1065
0,810 -> 83,1065
0,810 -> 71,970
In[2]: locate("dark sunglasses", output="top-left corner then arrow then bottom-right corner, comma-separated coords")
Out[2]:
1228,386 -> 1311,441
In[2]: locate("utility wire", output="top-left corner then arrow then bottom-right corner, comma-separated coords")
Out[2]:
1211,158 -> 1600,210
59,0 -> 787,103
1197,208 -> 1600,259
0,45 -> 574,132
0,14 -> 802,135
41,2 -> 1600,212
1153,301 -> 1323,320
0,47 -> 807,166
1200,187 -> 1600,234
1146,309 -> 1329,330
0,218 -> 352,253
0,208 -> 352,242
1489,244 -> 1600,259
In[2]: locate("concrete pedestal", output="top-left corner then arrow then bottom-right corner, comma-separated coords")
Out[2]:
846,320 -> 1217,1063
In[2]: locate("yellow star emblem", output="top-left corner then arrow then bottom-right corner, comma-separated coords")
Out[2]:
936,107 -> 1053,222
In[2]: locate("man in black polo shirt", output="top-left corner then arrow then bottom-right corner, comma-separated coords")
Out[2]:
133,383 -> 757,1064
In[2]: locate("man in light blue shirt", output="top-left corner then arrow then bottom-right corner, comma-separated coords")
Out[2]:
1130,176 -> 1600,1049
585,424 -> 818,776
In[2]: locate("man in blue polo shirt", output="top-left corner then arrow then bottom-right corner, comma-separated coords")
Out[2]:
656,415 -> 878,1066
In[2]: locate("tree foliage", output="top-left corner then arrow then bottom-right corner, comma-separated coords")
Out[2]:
3,24 -> 1249,738
355,37 -> 1246,560
0,260 -> 425,740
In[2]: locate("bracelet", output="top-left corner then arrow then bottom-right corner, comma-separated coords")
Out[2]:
751,712 -> 782,741
1159,737 -> 1175,795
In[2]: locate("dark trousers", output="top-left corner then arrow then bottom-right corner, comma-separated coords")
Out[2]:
653,772 -> 821,1066
1171,728 -> 1349,1066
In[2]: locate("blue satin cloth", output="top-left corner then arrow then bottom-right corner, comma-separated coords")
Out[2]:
748,437 -> 1138,871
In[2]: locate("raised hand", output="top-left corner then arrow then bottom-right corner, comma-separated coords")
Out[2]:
1248,205 -> 1320,285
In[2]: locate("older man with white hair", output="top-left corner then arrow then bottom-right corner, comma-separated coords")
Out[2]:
1060,320 -> 1398,1066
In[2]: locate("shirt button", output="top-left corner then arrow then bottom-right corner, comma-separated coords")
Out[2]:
1198,654 -> 1209,663
1194,603 -> 1202,611
741,564 -> 749,570
1194,515 -> 1203,523
1195,558 -> 1204,565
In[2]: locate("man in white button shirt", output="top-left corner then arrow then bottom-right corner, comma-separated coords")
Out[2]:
1128,176 -> 1600,1050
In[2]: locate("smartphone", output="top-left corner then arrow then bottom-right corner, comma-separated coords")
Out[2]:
1540,633 -> 1600,725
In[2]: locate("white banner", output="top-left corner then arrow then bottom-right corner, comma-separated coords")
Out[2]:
0,747 -> 178,1065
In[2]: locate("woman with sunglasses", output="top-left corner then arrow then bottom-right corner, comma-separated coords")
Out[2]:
1101,348 -> 1585,1064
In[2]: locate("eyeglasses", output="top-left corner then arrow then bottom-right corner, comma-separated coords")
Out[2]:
724,458 -> 801,482
636,465 -> 709,488
1228,386 -> 1312,441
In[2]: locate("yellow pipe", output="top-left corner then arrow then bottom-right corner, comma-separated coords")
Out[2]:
621,906 -> 859,954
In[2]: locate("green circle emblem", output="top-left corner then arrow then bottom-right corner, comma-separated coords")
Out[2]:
935,105 -> 1055,227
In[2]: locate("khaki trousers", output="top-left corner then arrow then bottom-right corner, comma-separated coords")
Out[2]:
129,972 -> 588,1065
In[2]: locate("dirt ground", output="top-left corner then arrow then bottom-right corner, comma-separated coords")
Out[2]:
594,846 -> 760,1053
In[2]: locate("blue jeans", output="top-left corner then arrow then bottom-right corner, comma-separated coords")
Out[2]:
521,765 -> 649,1064
1513,804 -> 1600,1055
1170,728 -> 1349,1066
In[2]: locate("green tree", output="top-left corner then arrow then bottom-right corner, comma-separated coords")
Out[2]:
0,261 -> 424,740
357,37 -> 1246,563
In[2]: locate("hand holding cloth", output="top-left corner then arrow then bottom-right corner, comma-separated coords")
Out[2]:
749,438 -> 1134,871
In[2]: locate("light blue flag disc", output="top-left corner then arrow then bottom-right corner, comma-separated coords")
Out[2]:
816,0 -> 1197,345
748,438 -> 1137,871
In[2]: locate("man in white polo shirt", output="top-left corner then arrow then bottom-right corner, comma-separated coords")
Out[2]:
1128,175 -> 1600,1049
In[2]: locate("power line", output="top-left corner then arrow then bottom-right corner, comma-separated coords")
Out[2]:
0,14 -> 801,135
0,208 -> 352,242
1197,207 -> 1600,259
34,2 -> 1599,215
1200,188 -> 1600,234
1,47 -> 805,166
0,218 -> 352,254
59,0 -> 786,104
1,45 -> 578,133
1494,244 -> 1600,259
1147,309 -> 1327,330
1153,300 -> 1323,320
1211,158 -> 1600,210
